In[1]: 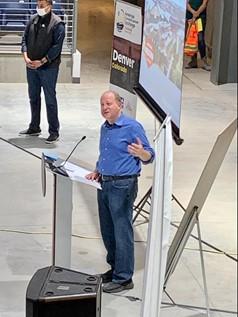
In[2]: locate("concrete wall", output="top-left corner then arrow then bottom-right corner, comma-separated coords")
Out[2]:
211,0 -> 237,84
0,53 -> 72,83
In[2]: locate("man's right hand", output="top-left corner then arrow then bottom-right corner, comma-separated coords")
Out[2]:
192,11 -> 200,19
24,53 -> 35,69
85,172 -> 100,182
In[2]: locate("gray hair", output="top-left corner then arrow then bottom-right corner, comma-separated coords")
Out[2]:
101,90 -> 122,107
112,91 -> 122,106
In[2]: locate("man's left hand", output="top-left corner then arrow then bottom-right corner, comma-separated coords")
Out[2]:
128,137 -> 143,158
31,60 -> 43,69
128,137 -> 152,162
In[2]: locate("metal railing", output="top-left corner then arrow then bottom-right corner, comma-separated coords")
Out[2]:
0,0 -> 77,53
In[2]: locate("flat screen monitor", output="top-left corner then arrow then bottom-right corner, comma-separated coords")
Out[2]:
135,0 -> 187,144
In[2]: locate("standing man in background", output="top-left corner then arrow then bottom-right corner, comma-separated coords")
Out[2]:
20,0 -> 65,144
86,90 -> 155,293
185,0 -> 211,71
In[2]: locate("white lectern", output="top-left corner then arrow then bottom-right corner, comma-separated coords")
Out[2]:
41,153 -> 73,269
41,153 -> 101,269
52,173 -> 73,268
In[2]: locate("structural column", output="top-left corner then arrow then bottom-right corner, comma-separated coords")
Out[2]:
211,0 -> 237,84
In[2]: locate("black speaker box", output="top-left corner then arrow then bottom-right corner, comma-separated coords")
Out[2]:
26,266 -> 102,317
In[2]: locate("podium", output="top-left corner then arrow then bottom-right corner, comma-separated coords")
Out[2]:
41,153 -> 101,269
26,156 -> 103,317
41,154 -> 73,268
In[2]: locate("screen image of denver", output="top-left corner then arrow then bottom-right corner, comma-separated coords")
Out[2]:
139,0 -> 186,129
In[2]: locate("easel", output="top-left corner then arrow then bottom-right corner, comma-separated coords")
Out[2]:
140,117 -> 174,317
195,207 -> 211,317
134,191 -> 211,315
168,205 -> 211,316
135,118 -> 237,317
133,190 -> 184,224
133,187 -> 152,224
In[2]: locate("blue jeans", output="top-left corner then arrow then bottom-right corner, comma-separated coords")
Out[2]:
27,66 -> 59,136
97,177 -> 138,283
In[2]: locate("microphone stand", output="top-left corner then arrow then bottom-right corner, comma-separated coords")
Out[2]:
53,135 -> 86,169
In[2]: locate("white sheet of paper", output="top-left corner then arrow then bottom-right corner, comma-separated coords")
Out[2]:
63,162 -> 101,190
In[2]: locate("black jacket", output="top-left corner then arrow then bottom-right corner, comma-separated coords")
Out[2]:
22,12 -> 65,67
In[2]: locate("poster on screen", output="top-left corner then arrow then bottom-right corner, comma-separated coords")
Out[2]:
110,0 -> 142,118
139,0 -> 187,131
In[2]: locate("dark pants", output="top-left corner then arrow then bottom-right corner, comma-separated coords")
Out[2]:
97,177 -> 138,283
27,66 -> 59,136
197,17 -> 206,59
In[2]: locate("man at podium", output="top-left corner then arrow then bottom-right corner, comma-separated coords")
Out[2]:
86,90 -> 155,293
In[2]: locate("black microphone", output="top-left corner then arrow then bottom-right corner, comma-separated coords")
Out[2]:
53,136 -> 86,168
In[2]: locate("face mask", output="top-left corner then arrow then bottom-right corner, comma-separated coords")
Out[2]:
36,6 -> 48,17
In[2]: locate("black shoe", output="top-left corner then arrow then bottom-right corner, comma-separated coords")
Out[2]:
19,128 -> 41,136
45,134 -> 59,144
103,280 -> 134,293
101,269 -> 113,283
185,60 -> 198,69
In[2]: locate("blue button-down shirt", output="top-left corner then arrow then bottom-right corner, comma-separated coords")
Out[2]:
96,114 -> 155,176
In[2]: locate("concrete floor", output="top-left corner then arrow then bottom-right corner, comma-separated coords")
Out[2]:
0,0 -> 237,316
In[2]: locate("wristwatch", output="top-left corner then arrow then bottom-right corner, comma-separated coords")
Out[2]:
41,57 -> 47,65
